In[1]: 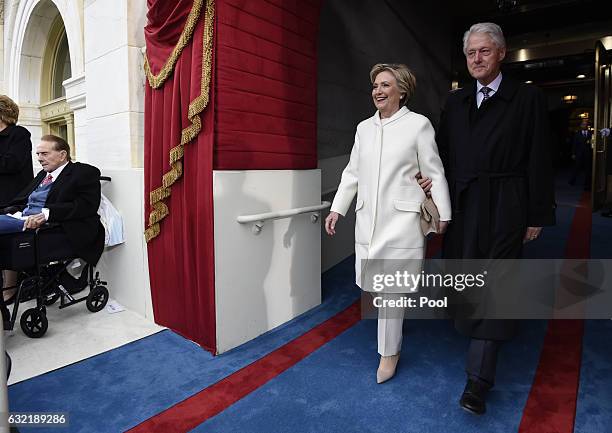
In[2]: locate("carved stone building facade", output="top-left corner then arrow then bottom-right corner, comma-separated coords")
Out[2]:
1,0 -> 154,319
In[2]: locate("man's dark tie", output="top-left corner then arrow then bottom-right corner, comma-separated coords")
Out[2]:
480,86 -> 492,106
40,174 -> 53,187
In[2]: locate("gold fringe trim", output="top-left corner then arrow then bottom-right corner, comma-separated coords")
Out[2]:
144,0 -> 204,89
145,0 -> 215,243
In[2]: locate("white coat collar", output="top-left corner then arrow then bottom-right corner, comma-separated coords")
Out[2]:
373,106 -> 410,126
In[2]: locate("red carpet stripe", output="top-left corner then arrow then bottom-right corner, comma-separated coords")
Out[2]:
128,301 -> 361,432
518,192 -> 591,433
128,231 -> 446,431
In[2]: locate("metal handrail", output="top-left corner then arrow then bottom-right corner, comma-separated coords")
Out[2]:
237,201 -> 331,234
237,201 -> 331,223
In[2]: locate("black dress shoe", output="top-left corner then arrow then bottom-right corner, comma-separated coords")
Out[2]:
602,210 -> 612,218
460,379 -> 487,415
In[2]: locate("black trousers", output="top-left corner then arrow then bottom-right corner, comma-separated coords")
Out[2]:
466,338 -> 501,388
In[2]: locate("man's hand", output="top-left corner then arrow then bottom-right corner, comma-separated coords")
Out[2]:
325,212 -> 340,236
415,172 -> 432,196
438,221 -> 449,234
523,226 -> 542,243
24,213 -> 47,230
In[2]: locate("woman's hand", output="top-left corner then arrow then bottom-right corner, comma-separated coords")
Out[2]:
325,212 -> 340,236
415,172 -> 432,197
438,221 -> 449,234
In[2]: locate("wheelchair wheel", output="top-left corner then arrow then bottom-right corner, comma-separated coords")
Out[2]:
86,286 -> 109,312
20,308 -> 48,338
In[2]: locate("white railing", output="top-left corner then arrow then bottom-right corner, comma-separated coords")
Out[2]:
237,201 -> 331,234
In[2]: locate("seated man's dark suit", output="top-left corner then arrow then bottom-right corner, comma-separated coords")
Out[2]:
2,161 -> 105,266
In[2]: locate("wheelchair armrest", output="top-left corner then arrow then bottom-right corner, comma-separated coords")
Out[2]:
39,222 -> 61,229
34,222 -> 62,233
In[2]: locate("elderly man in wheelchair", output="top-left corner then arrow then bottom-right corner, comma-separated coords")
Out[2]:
0,134 -> 108,338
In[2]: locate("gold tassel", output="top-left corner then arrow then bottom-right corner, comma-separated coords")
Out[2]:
149,202 -> 169,226
149,186 -> 171,204
145,0 -> 215,242
144,224 -> 160,243
170,145 -> 185,164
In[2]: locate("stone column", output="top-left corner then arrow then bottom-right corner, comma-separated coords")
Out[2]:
83,0 -> 146,169
64,74 -> 87,158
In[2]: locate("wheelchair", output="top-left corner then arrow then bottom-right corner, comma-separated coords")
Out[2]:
0,225 -> 109,338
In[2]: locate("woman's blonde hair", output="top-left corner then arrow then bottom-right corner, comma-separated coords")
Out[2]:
0,95 -> 19,125
369,63 -> 416,106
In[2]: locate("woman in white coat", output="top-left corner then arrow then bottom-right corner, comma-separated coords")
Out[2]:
325,63 -> 451,383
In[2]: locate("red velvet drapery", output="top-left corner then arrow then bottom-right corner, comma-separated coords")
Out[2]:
144,0 -> 322,354
214,0 -> 321,170
144,0 -> 216,352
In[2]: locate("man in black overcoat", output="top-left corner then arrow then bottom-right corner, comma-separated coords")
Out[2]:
423,23 -> 556,415
569,119 -> 592,190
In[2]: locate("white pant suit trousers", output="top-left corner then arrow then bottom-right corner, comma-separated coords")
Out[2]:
371,293 -> 407,356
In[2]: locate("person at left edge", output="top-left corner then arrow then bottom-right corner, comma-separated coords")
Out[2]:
0,95 -> 32,207
0,95 -> 33,303
325,63 -> 451,384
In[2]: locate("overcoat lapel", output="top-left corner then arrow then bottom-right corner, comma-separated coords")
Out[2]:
27,171 -> 47,197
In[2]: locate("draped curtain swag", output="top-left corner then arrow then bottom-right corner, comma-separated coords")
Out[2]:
144,0 -> 214,242
143,0 -> 217,352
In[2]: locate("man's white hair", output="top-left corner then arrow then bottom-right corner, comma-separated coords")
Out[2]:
462,22 -> 506,55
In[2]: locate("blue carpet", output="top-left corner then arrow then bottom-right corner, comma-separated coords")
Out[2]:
190,178 -> 581,433
590,209 -> 612,260
7,256 -> 360,433
574,199 -> 612,433
192,319 -> 548,433
574,319 -> 612,433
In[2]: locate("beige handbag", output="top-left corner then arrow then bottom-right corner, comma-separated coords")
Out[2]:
420,196 -> 440,235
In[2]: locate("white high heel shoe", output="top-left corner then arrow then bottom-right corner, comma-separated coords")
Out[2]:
376,354 -> 400,384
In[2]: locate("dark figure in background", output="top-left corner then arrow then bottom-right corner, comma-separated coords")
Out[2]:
421,22 -> 556,415
0,95 -> 33,303
569,119 -> 592,190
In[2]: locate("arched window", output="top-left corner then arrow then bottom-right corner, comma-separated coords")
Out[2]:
52,32 -> 72,100
39,16 -> 75,157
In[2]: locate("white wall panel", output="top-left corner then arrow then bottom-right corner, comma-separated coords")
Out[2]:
213,170 -> 323,353
94,168 -> 154,321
